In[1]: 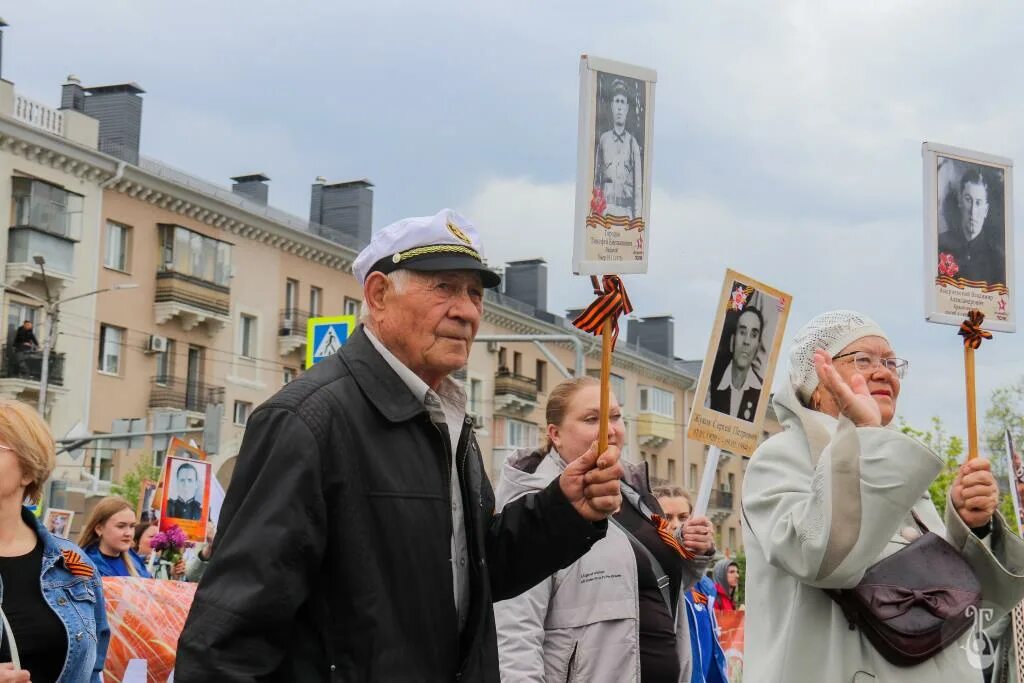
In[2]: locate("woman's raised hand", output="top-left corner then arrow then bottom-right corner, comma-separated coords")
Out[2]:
813,349 -> 881,427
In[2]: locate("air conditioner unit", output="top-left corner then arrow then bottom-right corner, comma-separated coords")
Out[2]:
146,335 -> 168,353
471,414 -> 485,429
486,341 -> 500,353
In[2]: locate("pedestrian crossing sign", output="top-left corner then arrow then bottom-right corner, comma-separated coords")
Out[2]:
306,315 -> 357,368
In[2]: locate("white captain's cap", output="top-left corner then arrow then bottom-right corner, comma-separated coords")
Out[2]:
352,208 -> 501,288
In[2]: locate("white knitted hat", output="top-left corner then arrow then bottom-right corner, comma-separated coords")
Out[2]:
789,310 -> 889,402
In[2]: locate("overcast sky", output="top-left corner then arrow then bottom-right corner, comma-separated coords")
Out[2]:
8,2 -> 1024,446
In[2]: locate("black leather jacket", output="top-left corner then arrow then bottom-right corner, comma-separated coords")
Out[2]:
175,326 -> 606,682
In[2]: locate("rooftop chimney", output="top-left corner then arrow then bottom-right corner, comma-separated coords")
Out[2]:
503,259 -> 547,311
0,19 -> 9,81
231,173 -> 270,205
309,178 -> 374,250
77,82 -> 145,164
627,315 -> 675,358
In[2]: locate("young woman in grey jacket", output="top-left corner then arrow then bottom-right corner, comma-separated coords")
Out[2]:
494,377 -> 716,682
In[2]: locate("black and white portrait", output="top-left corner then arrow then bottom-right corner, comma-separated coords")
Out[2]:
593,71 -> 646,221
704,283 -> 782,423
166,459 -> 205,521
937,157 -> 1007,286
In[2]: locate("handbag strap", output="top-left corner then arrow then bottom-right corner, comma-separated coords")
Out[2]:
0,603 -> 20,669
609,516 -> 676,624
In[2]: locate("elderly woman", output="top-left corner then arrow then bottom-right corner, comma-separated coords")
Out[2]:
494,377 -> 716,682
743,310 -> 1024,681
0,399 -> 109,682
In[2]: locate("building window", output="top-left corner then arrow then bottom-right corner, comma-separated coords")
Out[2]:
536,360 -> 547,392
689,464 -> 698,490
12,176 -> 83,238
513,351 -> 522,376
158,224 -> 232,286
92,443 -> 114,482
343,297 -> 360,317
586,369 -> 626,405
283,368 -> 296,385
153,449 -> 166,469
239,314 -> 257,359
649,453 -> 659,479
501,419 -> 536,450
469,378 -> 483,416
639,386 -> 675,417
285,279 -> 299,316
233,400 -> 253,425
497,347 -> 507,371
309,287 -> 323,317
98,324 -> 124,374
728,527 -> 737,550
104,221 -> 131,271
727,472 -> 735,492
668,458 -> 676,483
155,340 -> 174,385
6,303 -> 40,347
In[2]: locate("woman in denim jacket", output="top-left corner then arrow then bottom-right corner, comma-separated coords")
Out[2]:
0,399 -> 109,683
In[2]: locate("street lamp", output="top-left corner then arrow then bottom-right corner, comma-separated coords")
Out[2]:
4,255 -> 138,414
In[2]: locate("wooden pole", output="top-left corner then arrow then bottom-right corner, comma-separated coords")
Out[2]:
597,318 -> 613,454
965,345 -> 978,460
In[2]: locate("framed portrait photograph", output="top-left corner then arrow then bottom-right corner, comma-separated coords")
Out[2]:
43,508 -> 74,539
687,269 -> 792,457
923,142 -> 1015,332
137,479 -> 159,525
1007,431 -> 1024,536
572,54 -> 657,276
159,453 -> 211,541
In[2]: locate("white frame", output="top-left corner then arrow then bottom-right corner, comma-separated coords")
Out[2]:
572,55 -> 657,275
98,323 -> 124,375
922,141 -> 1015,332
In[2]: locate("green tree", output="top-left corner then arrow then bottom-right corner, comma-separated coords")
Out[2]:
898,416 -> 963,517
110,458 -> 161,511
984,377 -> 1024,480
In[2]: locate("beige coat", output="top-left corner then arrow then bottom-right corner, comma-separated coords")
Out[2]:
742,383 -> 1024,682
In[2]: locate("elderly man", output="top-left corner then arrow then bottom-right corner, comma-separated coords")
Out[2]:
707,306 -> 764,422
175,209 -> 623,681
938,167 -> 1006,285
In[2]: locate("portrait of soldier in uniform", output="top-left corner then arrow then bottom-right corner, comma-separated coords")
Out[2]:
937,159 -> 1007,285
166,461 -> 203,521
594,74 -> 645,219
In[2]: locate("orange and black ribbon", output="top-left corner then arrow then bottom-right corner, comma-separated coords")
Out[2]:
571,275 -> 633,350
958,310 -> 993,349
651,513 -> 696,560
61,549 -> 95,578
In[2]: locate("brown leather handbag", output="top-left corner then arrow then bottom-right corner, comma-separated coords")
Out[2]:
824,512 -> 982,667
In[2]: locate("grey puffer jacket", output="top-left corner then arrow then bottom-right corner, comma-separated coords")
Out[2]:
493,448 -> 712,682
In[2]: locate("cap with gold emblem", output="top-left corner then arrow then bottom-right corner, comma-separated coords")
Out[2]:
353,208 -> 501,288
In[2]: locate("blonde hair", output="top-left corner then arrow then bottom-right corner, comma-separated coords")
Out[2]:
0,399 -> 56,504
653,486 -> 692,506
543,376 -> 600,453
77,496 -> 140,576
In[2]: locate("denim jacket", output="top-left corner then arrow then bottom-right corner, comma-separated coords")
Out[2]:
0,507 -> 110,683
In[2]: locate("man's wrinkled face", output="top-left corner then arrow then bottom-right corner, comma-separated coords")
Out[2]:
731,309 -> 762,372
960,179 -> 989,240
377,270 -> 483,383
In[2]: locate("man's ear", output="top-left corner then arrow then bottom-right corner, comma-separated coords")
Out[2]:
364,272 -> 390,320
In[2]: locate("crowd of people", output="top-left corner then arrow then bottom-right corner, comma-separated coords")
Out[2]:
1,210 -> 1021,682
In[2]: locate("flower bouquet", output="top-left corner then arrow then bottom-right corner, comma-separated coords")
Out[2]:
148,525 -> 194,579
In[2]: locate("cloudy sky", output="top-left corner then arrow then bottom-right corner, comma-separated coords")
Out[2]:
8,2 -> 1024,445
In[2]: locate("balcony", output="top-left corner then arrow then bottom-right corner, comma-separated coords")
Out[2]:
708,488 -> 734,524
149,376 -> 224,415
6,227 -> 76,294
278,309 -> 310,356
493,369 -> 538,415
154,271 -> 231,335
636,412 -> 674,448
0,350 -> 67,403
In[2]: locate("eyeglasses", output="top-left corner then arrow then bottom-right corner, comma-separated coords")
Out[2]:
832,351 -> 909,379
